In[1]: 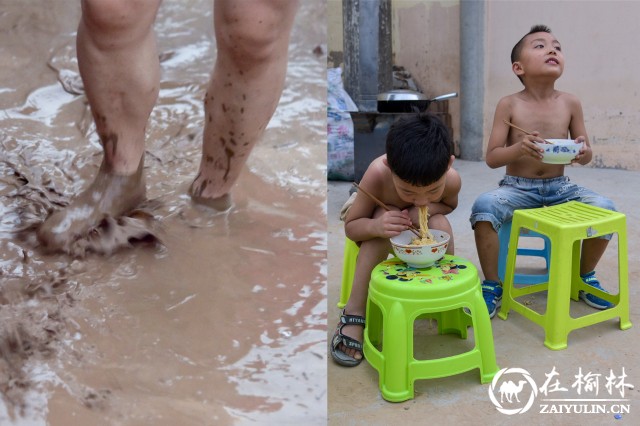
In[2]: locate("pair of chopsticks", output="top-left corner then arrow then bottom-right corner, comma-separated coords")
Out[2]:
503,120 -> 554,144
352,182 -> 422,238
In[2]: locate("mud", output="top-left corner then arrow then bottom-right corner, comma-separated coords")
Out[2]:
0,0 -> 327,424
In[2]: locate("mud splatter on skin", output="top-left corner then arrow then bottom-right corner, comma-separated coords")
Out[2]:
214,157 -> 225,171
223,147 -> 235,181
197,179 -> 207,196
102,133 -> 118,166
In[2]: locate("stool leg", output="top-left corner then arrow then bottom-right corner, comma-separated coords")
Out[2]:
338,239 -> 358,308
380,301 -> 412,402
617,228 -> 632,330
367,298 -> 383,347
498,225 -> 520,320
542,238 -> 574,350
471,288 -> 499,383
570,240 -> 582,302
437,308 -> 469,339
497,221 -> 512,283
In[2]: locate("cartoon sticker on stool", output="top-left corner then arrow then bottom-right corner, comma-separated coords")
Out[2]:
379,258 -> 471,285
435,258 -> 468,280
381,263 -> 434,284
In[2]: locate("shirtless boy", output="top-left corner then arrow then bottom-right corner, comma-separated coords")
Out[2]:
331,113 -> 461,367
470,25 -> 616,318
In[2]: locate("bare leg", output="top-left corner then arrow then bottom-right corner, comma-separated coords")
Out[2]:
339,208 -> 390,361
474,221 -> 500,282
189,0 -> 299,209
580,238 -> 609,275
37,0 -> 161,250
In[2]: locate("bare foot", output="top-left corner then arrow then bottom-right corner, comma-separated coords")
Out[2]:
188,172 -> 233,211
37,158 -> 146,252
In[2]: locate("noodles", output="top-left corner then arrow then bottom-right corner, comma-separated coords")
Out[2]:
410,206 -> 436,245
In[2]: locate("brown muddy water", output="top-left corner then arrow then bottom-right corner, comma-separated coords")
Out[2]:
0,1 -> 327,424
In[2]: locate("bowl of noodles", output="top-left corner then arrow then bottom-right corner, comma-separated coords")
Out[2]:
390,229 -> 450,268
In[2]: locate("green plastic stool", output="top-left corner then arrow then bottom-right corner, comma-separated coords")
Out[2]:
498,201 -> 632,350
338,238 -> 359,309
363,255 -> 499,402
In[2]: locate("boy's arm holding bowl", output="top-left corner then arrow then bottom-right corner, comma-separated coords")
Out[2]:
568,96 -> 592,165
344,163 -> 412,242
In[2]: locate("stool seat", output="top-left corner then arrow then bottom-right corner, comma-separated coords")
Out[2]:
363,255 -> 499,402
498,201 -> 631,350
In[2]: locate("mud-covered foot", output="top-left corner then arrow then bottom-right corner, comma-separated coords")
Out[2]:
188,173 -> 233,211
37,159 -> 146,252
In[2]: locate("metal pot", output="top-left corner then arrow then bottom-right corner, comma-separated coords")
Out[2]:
377,90 -> 458,113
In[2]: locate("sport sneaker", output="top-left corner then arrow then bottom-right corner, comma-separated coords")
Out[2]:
482,280 -> 503,319
579,271 -> 613,310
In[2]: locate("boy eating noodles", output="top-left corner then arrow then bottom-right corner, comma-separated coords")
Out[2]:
331,113 -> 461,367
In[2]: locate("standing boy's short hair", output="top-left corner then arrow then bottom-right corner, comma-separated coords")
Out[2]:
511,24 -> 552,84
511,24 -> 552,63
385,112 -> 453,186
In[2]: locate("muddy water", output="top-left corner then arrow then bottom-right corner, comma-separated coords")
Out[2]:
0,1 -> 327,424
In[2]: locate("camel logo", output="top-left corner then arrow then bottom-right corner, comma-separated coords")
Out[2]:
488,367 -> 538,415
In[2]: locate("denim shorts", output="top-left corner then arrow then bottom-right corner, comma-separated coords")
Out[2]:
469,175 -> 616,238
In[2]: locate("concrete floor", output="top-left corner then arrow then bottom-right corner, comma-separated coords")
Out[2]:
327,160 -> 640,425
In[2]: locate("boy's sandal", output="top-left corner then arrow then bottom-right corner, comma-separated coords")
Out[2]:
330,310 -> 366,367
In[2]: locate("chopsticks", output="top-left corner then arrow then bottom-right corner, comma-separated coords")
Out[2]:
503,120 -> 554,144
352,182 -> 422,238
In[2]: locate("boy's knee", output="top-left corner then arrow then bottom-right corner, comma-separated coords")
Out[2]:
596,198 -> 617,212
471,193 -> 494,215
428,213 -> 450,229
215,0 -> 297,66
81,0 -> 160,38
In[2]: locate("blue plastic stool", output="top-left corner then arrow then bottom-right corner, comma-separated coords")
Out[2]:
498,220 -> 551,285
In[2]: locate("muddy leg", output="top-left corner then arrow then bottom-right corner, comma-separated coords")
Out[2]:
38,0 -> 161,251
189,0 -> 299,209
